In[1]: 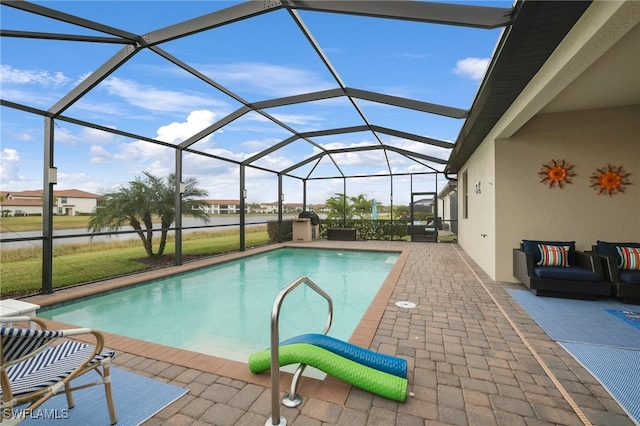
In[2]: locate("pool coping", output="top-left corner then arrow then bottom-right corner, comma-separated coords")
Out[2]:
21,241 -> 410,405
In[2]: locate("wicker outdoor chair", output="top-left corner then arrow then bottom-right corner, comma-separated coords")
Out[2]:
513,239 -> 611,300
0,316 -> 116,425
591,240 -> 640,304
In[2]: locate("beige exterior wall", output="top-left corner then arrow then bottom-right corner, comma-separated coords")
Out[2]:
56,197 -> 97,215
494,105 -> 640,282
457,137 -> 497,278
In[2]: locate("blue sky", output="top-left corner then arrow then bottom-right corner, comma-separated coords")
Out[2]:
1,1 -> 512,205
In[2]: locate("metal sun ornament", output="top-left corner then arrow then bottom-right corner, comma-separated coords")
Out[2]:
589,164 -> 631,196
539,159 -> 576,189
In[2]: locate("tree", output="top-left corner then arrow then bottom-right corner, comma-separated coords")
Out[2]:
350,194 -> 372,219
394,205 -> 410,218
88,172 -> 210,257
325,193 -> 355,220
325,193 -> 376,220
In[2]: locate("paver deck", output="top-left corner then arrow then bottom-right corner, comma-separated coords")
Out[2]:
20,241 -> 635,425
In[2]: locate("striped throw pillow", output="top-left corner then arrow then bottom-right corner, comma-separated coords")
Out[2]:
537,244 -> 570,267
617,246 -> 640,270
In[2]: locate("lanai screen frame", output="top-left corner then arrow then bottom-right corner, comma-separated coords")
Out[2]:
0,0 -> 514,294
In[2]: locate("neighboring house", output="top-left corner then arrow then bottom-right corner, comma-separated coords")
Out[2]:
0,189 -> 101,216
411,198 -> 434,216
446,1 -> 639,283
310,204 -> 328,214
53,189 -> 102,216
285,203 -> 304,214
0,191 -> 43,216
254,202 -> 327,215
254,202 -> 304,214
438,181 -> 458,233
203,199 -> 243,214
258,202 -> 279,214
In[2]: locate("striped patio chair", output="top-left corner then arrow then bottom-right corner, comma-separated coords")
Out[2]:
0,316 -> 116,425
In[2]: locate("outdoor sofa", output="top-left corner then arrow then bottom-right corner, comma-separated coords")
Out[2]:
513,239 -> 610,300
590,240 -> 640,304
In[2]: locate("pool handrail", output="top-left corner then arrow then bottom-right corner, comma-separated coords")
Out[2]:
267,276 -> 333,426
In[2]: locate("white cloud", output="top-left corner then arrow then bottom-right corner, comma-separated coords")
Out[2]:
88,145 -> 111,164
0,87 -> 64,107
0,148 -> 23,184
453,57 -> 489,80
87,111 -> 218,175
74,71 -> 94,86
74,99 -> 134,117
12,131 -> 35,142
0,65 -> 70,86
202,62 -> 334,97
241,138 -> 286,154
53,126 -> 79,145
100,77 -> 226,113
270,112 -> 324,127
80,127 -> 118,145
155,110 -> 216,144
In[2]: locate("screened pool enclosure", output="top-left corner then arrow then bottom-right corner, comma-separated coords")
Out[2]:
3,0 -> 572,294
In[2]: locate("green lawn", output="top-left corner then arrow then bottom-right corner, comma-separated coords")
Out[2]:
1,216 -> 457,296
1,215 -> 93,232
1,228 -> 270,297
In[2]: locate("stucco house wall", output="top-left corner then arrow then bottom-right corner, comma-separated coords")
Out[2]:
457,137 -> 497,279
494,105 -> 639,282
1,189 -> 100,216
457,1 -> 639,284
54,196 -> 97,216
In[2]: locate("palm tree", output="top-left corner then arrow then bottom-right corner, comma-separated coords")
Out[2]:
325,193 -> 355,220
350,194 -> 372,219
88,172 -> 209,257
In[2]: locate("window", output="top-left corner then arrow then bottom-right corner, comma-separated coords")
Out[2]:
60,197 -> 67,203
462,170 -> 469,219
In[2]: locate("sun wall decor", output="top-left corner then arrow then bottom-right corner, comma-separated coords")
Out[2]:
589,164 -> 631,196
539,159 -> 576,189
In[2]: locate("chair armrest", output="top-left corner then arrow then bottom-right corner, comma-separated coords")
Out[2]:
575,251 -> 603,279
1,320 -> 106,371
513,248 -> 533,282
591,252 -> 621,281
0,316 -> 48,330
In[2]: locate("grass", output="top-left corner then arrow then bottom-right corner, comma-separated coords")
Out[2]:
0,215 -> 94,232
1,215 -> 458,296
1,227 -> 271,297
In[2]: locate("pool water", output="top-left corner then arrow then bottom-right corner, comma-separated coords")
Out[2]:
41,248 -> 399,362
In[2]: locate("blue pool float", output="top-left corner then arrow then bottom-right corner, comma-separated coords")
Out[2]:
279,333 -> 407,378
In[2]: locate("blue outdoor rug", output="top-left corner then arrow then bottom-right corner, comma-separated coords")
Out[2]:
509,289 -> 640,424
508,289 -> 640,349
560,342 -> 640,424
21,366 -> 188,425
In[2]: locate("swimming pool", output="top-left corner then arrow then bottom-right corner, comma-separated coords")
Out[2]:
40,248 -> 399,362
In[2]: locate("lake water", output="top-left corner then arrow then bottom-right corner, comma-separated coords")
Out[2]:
0,215 -> 301,249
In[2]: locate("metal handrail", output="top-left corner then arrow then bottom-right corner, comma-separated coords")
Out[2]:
266,276 -> 333,426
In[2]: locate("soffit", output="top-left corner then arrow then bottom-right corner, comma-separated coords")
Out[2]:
541,22 -> 640,114
446,1 -> 593,174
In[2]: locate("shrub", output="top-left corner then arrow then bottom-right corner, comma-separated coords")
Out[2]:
267,220 -> 292,242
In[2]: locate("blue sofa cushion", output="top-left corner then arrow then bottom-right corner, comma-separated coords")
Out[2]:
534,266 -> 600,282
523,240 -> 576,265
620,270 -> 640,285
596,241 -> 640,266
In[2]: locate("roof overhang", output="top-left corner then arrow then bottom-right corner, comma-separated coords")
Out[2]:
446,0 -> 593,174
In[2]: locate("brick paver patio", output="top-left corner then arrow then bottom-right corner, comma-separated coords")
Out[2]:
22,241 -> 635,425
